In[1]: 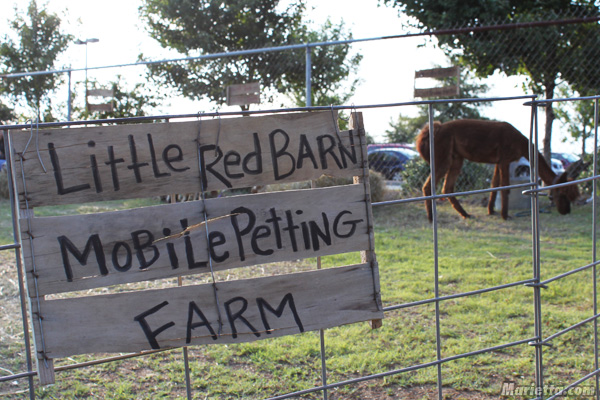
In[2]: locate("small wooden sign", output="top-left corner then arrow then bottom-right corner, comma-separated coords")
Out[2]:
86,88 -> 114,113
414,66 -> 460,98
227,82 -> 260,106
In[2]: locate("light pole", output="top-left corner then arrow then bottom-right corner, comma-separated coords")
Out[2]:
74,38 -> 99,108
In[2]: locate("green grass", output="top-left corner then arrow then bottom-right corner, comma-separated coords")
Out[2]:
0,195 -> 597,399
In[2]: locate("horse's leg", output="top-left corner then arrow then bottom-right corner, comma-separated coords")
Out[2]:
442,157 -> 471,219
488,164 -> 500,215
499,162 -> 511,220
422,174 -> 434,222
422,163 -> 450,222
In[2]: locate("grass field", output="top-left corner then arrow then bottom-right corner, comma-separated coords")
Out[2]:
0,192 -> 597,399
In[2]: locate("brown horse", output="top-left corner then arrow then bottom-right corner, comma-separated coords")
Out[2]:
416,119 -> 582,221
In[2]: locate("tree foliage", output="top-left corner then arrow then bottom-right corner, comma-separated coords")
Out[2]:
381,0 -> 600,161
0,102 -> 15,124
139,0 -> 361,109
0,0 -> 71,121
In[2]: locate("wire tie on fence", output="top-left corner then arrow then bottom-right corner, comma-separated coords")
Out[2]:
525,281 -> 548,289
213,110 -> 221,158
197,117 -> 225,336
22,119 -> 34,154
528,340 -> 553,348
34,117 -> 47,173
329,104 -> 343,146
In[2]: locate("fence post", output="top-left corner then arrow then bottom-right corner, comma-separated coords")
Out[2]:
593,98 -> 599,400
4,130 -> 36,400
305,44 -> 312,107
67,70 -> 72,121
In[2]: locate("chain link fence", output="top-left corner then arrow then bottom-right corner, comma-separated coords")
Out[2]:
1,10 -> 600,400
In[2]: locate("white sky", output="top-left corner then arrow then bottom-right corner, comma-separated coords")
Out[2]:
0,0 -> 583,153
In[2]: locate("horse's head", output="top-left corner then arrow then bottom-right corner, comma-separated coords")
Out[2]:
551,159 -> 588,215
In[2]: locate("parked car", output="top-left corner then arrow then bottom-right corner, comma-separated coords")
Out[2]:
367,147 -> 419,181
551,152 -> 580,169
510,156 -> 565,179
367,143 -> 414,152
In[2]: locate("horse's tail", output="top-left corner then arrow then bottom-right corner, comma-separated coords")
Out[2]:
415,121 -> 442,163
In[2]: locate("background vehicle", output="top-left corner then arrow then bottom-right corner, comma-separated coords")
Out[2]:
367,146 -> 419,181
510,156 -> 565,179
551,152 -> 580,169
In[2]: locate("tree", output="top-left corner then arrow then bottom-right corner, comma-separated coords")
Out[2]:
385,65 -> 489,143
0,102 -> 15,124
381,0 -> 600,162
139,0 -> 361,110
554,85 -> 596,157
0,0 -> 71,122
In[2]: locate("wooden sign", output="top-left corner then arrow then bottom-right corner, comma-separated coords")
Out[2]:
9,111 -> 381,385
227,82 -> 260,106
414,66 -> 460,98
33,264 -> 382,358
8,111 -> 360,208
21,184 -> 370,296
87,88 -> 114,113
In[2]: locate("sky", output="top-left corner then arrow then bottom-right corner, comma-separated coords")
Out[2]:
0,0 -> 583,154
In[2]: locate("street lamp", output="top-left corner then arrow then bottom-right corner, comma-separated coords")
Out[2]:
74,38 -> 99,97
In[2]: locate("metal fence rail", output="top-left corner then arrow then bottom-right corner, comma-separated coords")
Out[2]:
1,12 -> 600,398
1,95 -> 599,399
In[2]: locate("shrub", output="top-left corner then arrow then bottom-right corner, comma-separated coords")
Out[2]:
0,170 -> 8,199
401,158 -> 493,196
315,171 -> 387,203
578,153 -> 594,195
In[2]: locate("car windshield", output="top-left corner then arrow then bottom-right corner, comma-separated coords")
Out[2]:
374,147 -> 419,158
563,153 -> 579,162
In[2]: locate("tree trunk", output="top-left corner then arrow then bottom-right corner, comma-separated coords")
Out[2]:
581,125 -> 587,157
542,81 -> 555,164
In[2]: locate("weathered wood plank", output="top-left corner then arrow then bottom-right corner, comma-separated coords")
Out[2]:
36,264 -> 383,358
414,85 -> 460,98
87,89 -> 114,97
8,111 -> 362,208
227,93 -> 260,106
21,184 -> 370,296
87,103 -> 113,113
227,82 -> 260,96
414,66 -> 460,79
